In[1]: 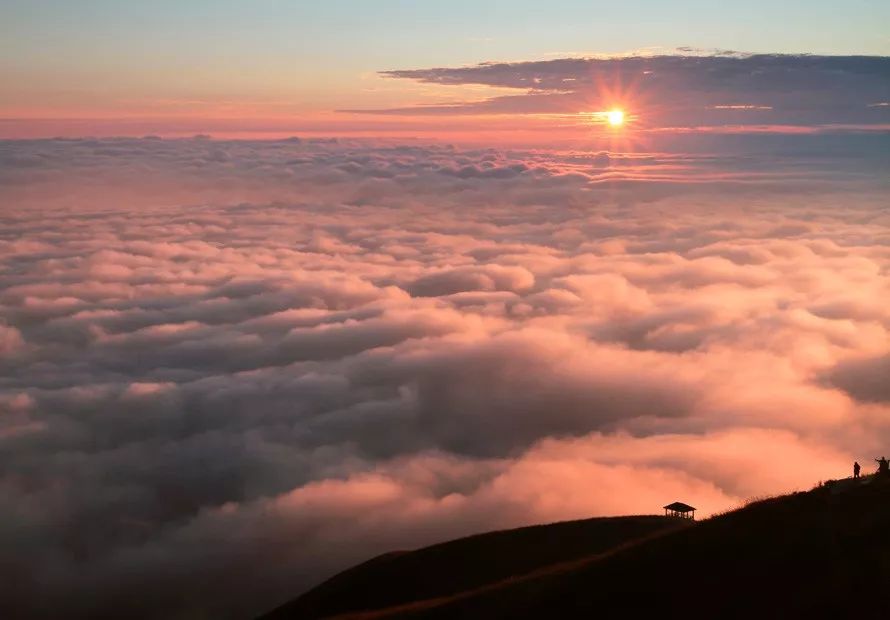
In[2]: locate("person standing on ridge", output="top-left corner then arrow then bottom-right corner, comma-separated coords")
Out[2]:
854,461 -> 861,478
876,456 -> 889,475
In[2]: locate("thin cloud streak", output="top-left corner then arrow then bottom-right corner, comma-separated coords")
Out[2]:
348,54 -> 890,130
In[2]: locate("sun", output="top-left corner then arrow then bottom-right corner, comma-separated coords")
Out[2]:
607,109 -> 625,126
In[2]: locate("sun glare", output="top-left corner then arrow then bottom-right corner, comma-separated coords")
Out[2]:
607,109 -> 625,126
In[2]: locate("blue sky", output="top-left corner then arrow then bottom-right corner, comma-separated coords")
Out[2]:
4,1 -> 889,84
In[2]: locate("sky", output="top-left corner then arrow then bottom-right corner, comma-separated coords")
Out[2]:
2,0 -> 889,138
1,3 -> 890,619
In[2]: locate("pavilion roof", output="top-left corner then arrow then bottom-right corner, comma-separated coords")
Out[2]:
663,502 -> 696,512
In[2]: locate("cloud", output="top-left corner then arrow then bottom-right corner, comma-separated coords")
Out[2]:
406,264 -> 535,297
351,54 -> 890,129
825,353 -> 890,403
0,136 -> 888,618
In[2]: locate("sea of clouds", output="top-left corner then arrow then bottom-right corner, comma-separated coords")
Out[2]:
1,135 -> 888,618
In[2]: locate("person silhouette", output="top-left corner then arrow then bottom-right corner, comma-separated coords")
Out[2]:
854,461 -> 861,478
876,456 -> 889,475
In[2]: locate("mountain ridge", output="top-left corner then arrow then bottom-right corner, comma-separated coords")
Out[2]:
261,475 -> 890,619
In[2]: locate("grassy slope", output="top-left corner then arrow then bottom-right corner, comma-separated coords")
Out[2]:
343,476 -> 890,619
261,476 -> 890,619
260,515 -> 687,619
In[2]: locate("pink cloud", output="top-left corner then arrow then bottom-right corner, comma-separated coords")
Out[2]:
0,137 -> 887,618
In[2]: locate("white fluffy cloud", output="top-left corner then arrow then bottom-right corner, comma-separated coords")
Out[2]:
1,136 -> 888,618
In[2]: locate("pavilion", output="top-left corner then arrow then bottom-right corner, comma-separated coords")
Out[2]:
664,501 -> 696,520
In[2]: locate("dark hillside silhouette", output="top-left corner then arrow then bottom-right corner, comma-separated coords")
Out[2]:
260,516 -> 687,619
262,476 -> 890,619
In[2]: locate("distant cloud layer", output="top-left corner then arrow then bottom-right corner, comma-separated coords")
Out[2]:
355,54 -> 890,129
1,136 -> 889,618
